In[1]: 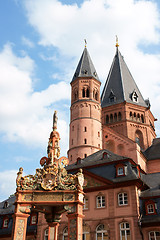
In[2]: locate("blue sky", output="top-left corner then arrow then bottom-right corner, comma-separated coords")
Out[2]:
0,0 -> 160,201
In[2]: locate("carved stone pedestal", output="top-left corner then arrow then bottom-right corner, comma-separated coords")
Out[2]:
12,213 -> 30,240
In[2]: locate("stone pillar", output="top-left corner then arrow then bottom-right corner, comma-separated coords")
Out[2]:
48,223 -> 59,240
12,212 -> 29,240
67,202 -> 84,240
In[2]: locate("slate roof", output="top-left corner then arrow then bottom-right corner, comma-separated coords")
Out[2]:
67,149 -> 127,170
71,47 -> 100,82
0,195 -> 37,236
67,149 -> 141,184
143,138 -> 160,160
101,48 -> 148,108
0,195 -> 15,215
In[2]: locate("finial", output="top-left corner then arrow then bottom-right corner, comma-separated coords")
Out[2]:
84,39 -> 87,48
53,110 -> 58,130
115,35 -> 119,48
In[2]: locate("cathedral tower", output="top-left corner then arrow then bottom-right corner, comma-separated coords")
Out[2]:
101,44 -> 156,152
68,47 -> 102,163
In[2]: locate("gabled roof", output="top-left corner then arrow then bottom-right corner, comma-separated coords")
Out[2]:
101,48 -> 148,108
143,138 -> 160,160
71,47 -> 100,82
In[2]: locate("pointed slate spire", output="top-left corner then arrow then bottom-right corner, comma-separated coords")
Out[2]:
72,47 -> 99,82
101,47 -> 148,108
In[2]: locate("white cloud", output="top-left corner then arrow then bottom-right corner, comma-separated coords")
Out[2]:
22,36 -> 35,48
23,0 -> 160,135
0,170 -> 17,201
0,43 -> 70,151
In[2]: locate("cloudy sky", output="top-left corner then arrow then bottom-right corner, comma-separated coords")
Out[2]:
0,0 -> 160,201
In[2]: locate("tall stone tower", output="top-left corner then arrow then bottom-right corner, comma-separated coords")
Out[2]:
101,43 -> 156,151
68,47 -> 102,163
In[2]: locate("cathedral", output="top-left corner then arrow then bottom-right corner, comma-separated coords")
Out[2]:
0,42 -> 160,240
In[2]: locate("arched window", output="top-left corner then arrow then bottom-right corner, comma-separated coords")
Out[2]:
82,88 -> 85,98
83,224 -> 90,240
106,115 -> 109,124
63,227 -> 68,240
84,139 -> 87,144
114,113 -> 117,122
98,132 -> 100,137
95,91 -> 98,100
135,130 -> 144,149
96,224 -> 108,240
129,112 -> 133,120
133,112 -> 136,121
84,127 -> 87,132
86,88 -> 89,97
141,114 -> 144,123
118,112 -> 122,121
119,222 -> 130,240
110,114 -> 113,123
44,228 -> 48,240
137,113 -> 140,122
149,231 -> 160,240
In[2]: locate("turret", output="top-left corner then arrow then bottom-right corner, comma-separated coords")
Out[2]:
68,46 -> 102,163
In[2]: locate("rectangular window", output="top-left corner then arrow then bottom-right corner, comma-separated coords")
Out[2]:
96,195 -> 105,208
83,197 -> 89,210
118,193 -> 128,206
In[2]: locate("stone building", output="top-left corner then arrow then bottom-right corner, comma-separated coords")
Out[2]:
0,43 -> 160,240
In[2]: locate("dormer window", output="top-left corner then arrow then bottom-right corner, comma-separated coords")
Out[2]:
103,152 -> 108,159
145,200 -> 156,215
116,164 -> 126,177
109,90 -> 116,103
131,90 -> 138,102
118,167 -> 124,176
3,217 -> 9,228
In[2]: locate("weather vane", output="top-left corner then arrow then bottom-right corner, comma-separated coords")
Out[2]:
115,35 -> 119,48
84,39 -> 87,48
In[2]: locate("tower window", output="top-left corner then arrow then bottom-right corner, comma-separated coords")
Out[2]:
131,90 -> 138,102
130,112 -> 133,120
84,139 -> 87,144
72,126 -> 74,131
106,115 -> 109,124
109,90 -> 116,103
118,112 -> 122,121
72,139 -> 73,145
141,114 -> 144,123
82,88 -> 85,97
114,113 -> 117,122
86,88 -> 89,97
95,92 -> 98,100
82,87 -> 89,98
84,154 -> 87,158
110,114 -> 113,123
98,132 -> 100,137
84,127 -> 87,132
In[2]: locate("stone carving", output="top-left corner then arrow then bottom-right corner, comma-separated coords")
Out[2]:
16,162 -> 83,191
16,111 -> 84,192
16,219 -> 25,240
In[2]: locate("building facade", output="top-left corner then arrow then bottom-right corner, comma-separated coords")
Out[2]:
0,44 -> 160,240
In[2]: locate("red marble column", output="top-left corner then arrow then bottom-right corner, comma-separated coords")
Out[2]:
48,223 -> 59,240
12,212 -> 29,240
67,202 -> 84,240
